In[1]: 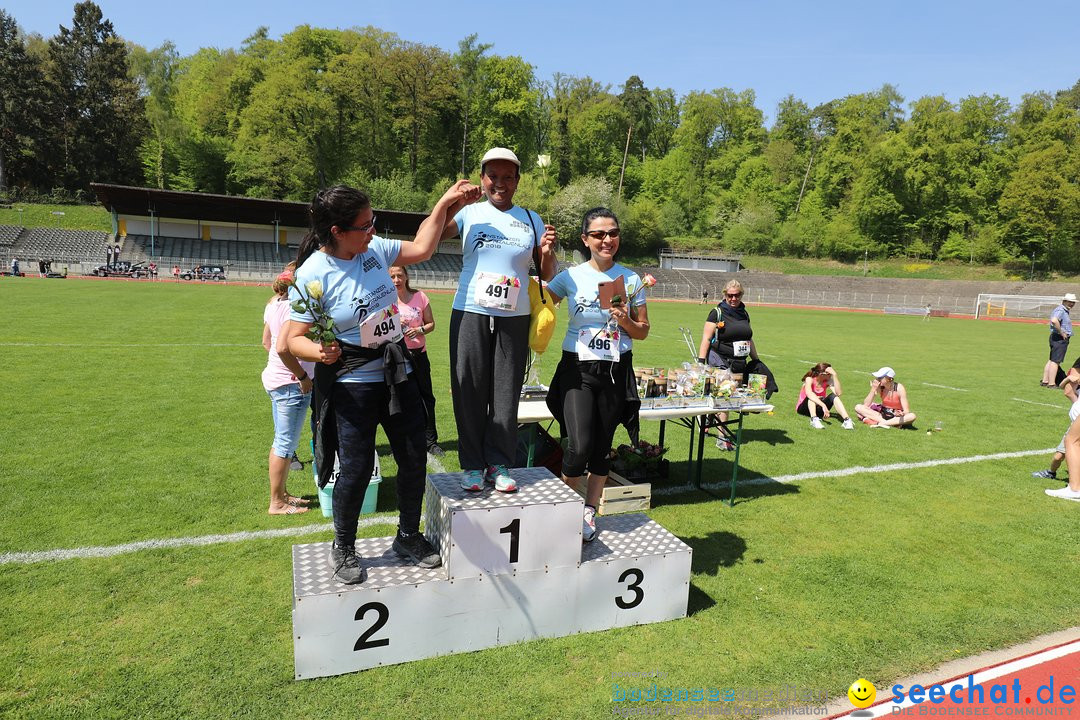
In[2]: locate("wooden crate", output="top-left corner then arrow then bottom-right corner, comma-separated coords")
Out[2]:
571,472 -> 651,515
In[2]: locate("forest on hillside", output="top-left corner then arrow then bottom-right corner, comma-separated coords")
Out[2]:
1,3 -> 1078,269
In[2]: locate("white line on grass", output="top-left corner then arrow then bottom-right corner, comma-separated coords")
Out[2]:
3,452 -> 450,566
0,514 -> 396,566
0,342 -> 255,348
651,447 -> 1053,496
921,382 -> 968,392
427,453 -> 446,474
1012,397 -> 1067,410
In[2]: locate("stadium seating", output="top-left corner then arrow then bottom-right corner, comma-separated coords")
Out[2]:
9,228 -> 110,262
0,225 -> 24,247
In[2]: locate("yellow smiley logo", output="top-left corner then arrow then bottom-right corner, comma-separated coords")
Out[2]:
848,678 -> 876,708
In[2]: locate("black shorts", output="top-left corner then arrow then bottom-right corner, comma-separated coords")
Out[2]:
1049,334 -> 1069,364
796,394 -> 835,416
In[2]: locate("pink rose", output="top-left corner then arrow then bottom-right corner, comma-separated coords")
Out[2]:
642,273 -> 657,288
276,270 -> 294,284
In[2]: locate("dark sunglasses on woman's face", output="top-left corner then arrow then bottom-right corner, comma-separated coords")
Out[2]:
585,228 -> 621,240
340,215 -> 377,233
725,293 -> 742,299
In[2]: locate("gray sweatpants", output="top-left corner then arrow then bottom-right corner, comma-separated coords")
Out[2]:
449,310 -> 530,471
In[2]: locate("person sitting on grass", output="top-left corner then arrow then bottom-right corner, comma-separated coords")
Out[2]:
1033,363 -> 1080,483
855,367 -> 917,428
796,363 -> 854,430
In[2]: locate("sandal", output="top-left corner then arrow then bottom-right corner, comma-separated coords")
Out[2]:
269,504 -> 309,515
285,495 -> 312,507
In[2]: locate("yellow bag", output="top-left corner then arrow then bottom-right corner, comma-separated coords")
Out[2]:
528,276 -> 556,354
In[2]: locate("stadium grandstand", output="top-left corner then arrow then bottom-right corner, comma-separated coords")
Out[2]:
86,183 -> 466,280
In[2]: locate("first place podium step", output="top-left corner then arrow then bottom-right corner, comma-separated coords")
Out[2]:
292,467 -> 692,680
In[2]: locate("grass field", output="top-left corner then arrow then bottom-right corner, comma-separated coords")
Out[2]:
0,203 -> 113,233
2,277 -> 1079,719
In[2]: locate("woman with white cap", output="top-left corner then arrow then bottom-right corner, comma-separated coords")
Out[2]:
855,367 -> 917,428
435,147 -> 558,493
1041,293 -> 1076,387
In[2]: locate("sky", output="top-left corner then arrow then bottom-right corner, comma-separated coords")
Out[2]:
7,0 -> 1079,123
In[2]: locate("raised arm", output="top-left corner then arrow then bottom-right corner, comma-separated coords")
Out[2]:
827,366 -> 842,396
395,179 -> 481,266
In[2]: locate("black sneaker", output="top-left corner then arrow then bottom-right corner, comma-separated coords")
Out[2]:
392,530 -> 442,568
328,543 -> 366,584
427,444 -> 445,457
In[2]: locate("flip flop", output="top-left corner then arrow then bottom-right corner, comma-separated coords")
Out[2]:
285,495 -> 312,507
269,504 -> 309,515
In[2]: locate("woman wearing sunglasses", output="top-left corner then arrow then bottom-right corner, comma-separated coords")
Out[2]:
697,279 -> 760,376
543,208 -> 650,543
284,179 -> 480,585
697,279 -> 761,448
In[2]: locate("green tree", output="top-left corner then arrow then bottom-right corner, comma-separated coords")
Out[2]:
386,40 -> 458,184
44,1 -> 146,190
453,33 -> 492,176
0,11 -> 46,194
129,41 -> 182,189
620,75 -> 652,161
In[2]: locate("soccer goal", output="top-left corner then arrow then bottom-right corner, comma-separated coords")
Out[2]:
974,294 -> 1062,320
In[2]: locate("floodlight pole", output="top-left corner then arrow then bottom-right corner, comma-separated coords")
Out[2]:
149,209 -> 156,259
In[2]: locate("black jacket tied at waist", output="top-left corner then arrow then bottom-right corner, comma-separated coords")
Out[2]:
546,351 -> 642,446
312,338 -> 411,488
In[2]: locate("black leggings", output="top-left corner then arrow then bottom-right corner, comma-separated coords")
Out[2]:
558,354 -> 625,478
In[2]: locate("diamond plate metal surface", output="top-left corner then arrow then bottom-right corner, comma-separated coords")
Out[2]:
581,513 -> 691,563
427,467 -> 581,509
292,539 -> 446,597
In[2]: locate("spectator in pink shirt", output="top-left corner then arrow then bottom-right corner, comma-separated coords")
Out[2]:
390,265 -> 442,455
262,262 -> 315,514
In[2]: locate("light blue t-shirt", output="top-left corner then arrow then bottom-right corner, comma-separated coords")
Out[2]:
546,262 -> 645,354
289,236 -> 411,383
452,201 -> 542,317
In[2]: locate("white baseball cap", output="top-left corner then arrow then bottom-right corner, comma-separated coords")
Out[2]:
480,147 -> 520,168
872,367 -> 896,379
1063,293 -> 1077,303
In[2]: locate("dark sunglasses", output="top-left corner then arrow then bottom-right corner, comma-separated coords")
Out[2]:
339,215 -> 377,233
585,228 -> 621,240
725,292 -> 742,299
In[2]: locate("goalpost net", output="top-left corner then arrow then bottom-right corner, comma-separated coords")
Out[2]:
975,294 -> 1063,320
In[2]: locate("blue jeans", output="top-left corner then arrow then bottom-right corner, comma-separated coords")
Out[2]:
332,376 -> 427,545
268,384 -> 311,458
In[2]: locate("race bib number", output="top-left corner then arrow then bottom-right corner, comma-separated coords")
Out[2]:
475,273 -> 521,311
577,328 -> 621,362
358,304 -> 403,349
732,340 -> 750,358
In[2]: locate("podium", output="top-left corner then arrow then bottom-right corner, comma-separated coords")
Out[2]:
292,467 -> 691,679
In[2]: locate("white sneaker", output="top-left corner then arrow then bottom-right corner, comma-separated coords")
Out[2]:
582,505 -> 598,542
810,417 -> 824,430
874,422 -> 893,429
1045,487 -> 1080,501
842,418 -> 855,430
